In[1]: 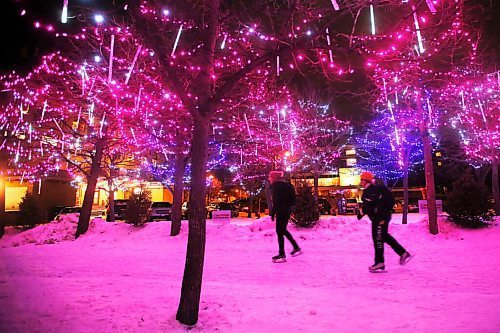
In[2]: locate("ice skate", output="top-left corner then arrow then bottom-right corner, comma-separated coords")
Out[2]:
290,248 -> 302,257
368,262 -> 386,273
400,252 -> 413,265
272,254 -> 286,263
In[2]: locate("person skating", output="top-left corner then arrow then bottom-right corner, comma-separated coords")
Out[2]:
269,171 -> 301,263
357,171 -> 412,272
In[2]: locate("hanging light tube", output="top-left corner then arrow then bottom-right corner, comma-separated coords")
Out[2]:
412,6 -> 425,53
61,0 -> 69,23
370,4 -> 376,35
171,25 -> 183,57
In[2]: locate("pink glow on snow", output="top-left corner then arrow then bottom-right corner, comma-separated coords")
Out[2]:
1,214 -> 499,332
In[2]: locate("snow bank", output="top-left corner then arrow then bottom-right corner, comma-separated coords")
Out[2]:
0,226 -> 23,238
1,214 -> 80,247
3,213 -> 497,249
248,216 -> 275,233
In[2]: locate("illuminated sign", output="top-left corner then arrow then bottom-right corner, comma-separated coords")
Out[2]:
418,200 -> 443,214
212,210 -> 231,224
339,168 -> 360,186
318,177 -> 339,186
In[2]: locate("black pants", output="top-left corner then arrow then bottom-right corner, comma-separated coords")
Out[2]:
371,217 -> 405,264
276,209 -> 299,256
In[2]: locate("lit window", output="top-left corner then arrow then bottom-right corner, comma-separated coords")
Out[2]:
346,158 -> 357,166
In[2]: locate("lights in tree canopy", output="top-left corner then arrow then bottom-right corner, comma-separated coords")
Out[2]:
0,0 -> 494,190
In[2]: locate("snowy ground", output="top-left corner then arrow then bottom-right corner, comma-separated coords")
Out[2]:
1,214 -> 499,333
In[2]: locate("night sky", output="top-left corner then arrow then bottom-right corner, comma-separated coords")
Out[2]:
0,0 -> 116,71
1,1 -> 498,70
0,1 -> 57,71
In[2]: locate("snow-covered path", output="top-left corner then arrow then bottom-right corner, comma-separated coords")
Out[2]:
1,214 -> 499,333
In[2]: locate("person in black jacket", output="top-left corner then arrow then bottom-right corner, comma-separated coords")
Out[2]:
358,171 -> 411,272
269,171 -> 301,262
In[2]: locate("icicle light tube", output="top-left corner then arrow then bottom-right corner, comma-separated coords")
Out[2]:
330,0 -> 340,11
171,25 -> 183,57
370,4 -> 376,35
412,6 -> 425,53
61,0 -> 69,23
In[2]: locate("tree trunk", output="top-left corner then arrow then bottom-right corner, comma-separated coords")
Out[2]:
492,157 -> 500,215
171,152 -> 188,236
108,178 -> 115,222
382,153 -> 388,186
75,138 -> 105,238
474,165 -> 489,185
402,148 -> 410,225
257,198 -> 261,218
421,124 -> 439,234
0,151 -> 7,239
248,186 -> 254,218
176,115 -> 209,325
313,170 -> 319,201
0,174 -> 4,239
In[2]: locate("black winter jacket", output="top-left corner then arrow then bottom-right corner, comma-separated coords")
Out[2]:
361,184 -> 394,222
270,181 -> 296,216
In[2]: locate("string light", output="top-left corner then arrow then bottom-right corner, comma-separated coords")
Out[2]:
94,14 -> 104,24
0,0 -> 493,189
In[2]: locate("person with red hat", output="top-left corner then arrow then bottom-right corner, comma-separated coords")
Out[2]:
358,171 -> 411,272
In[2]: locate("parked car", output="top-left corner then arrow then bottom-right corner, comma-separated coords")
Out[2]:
394,201 -> 419,213
181,201 -> 189,219
233,198 -> 268,213
49,205 -> 68,221
148,202 -> 172,221
345,198 -> 360,215
207,202 -> 239,218
91,209 -> 106,219
232,199 -> 247,213
408,202 -> 419,213
317,197 -> 332,215
55,206 -> 81,221
106,199 -> 128,221
56,207 -> 105,221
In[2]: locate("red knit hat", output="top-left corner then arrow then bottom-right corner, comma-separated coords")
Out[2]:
269,170 -> 284,180
360,171 -> 374,182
